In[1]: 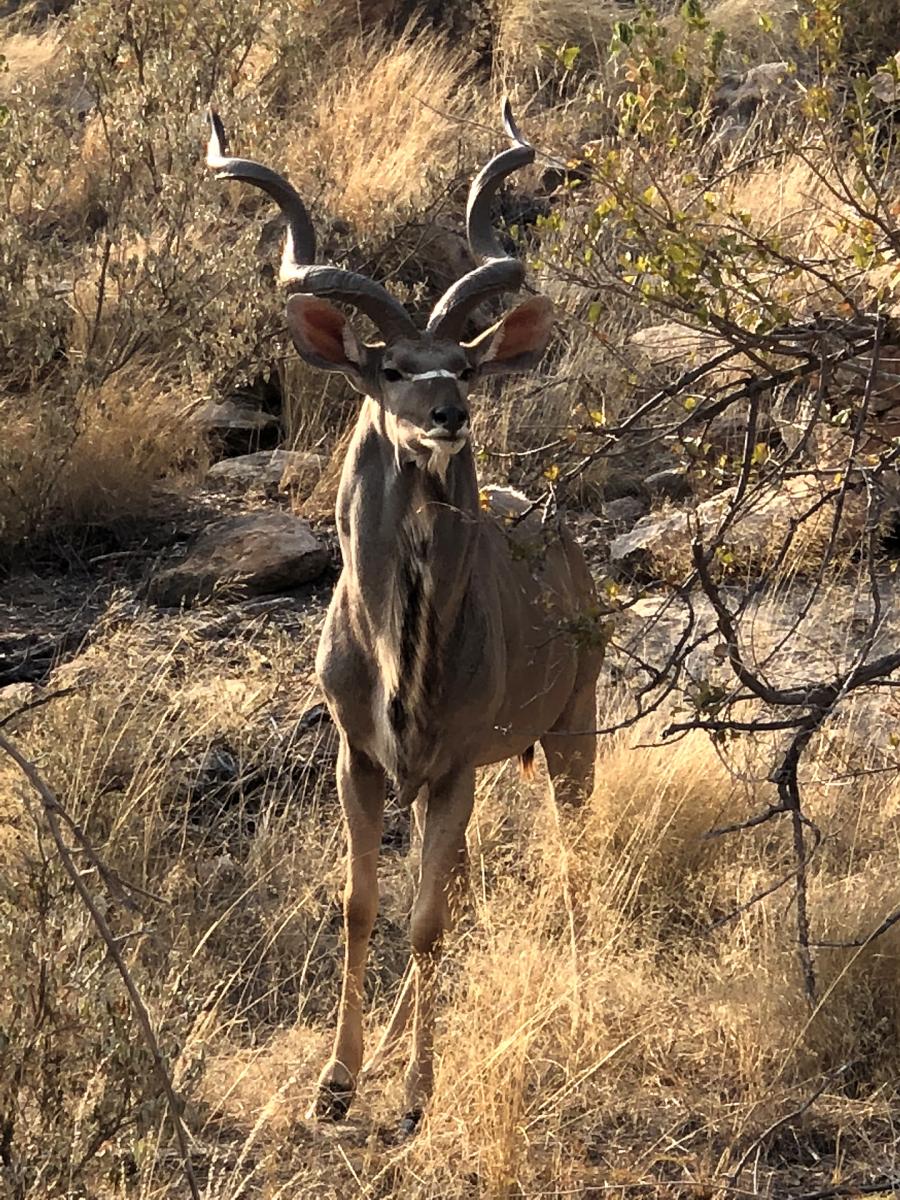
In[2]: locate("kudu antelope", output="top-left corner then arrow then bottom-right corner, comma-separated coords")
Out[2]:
207,102 -> 604,1132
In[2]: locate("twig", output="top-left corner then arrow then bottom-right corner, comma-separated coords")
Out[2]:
706,866 -> 800,932
791,1180 -> 900,1200
774,727 -> 820,1002
811,906 -> 900,950
729,1063 -> 852,1186
0,731 -> 200,1200
0,687 -> 80,731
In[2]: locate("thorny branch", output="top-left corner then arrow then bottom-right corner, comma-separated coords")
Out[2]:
638,315 -> 900,1002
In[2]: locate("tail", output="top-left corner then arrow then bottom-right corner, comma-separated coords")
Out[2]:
518,744 -> 536,780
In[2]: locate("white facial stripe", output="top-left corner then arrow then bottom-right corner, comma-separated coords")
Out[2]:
407,369 -> 458,381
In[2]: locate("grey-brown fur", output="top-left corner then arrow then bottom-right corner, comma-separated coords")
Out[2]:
306,330 -> 604,1128
206,102 -> 605,1133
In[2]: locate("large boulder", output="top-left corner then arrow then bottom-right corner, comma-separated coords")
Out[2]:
714,61 -> 796,121
192,397 -> 281,456
148,512 -> 329,607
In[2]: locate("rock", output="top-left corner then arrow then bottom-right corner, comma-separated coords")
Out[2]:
870,73 -> 898,106
715,62 -> 796,121
193,398 -> 279,435
628,322 -> 731,378
610,507 -> 693,576
603,496 -> 647,529
869,54 -> 900,104
610,475 -> 865,580
192,398 -> 280,456
148,512 -> 329,607
195,395 -> 282,456
207,450 -> 325,491
712,62 -> 798,151
644,469 -> 692,502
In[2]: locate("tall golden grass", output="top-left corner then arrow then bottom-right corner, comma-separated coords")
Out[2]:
2,617 -> 898,1195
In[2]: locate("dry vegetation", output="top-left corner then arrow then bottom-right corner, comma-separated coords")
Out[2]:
3,0 -> 900,1197
3,617 -> 899,1197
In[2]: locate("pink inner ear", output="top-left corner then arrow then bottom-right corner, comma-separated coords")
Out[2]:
490,296 -> 554,361
288,297 -> 349,365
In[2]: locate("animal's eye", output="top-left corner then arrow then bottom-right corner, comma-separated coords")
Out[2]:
459,366 -> 475,382
383,367 -> 403,382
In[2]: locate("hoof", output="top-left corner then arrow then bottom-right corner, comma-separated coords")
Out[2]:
397,1108 -> 423,1139
309,1063 -> 355,1122
312,1078 -> 353,1122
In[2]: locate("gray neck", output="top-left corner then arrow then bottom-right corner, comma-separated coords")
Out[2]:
336,403 -> 482,632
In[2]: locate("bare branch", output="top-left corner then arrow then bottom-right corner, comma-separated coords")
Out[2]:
812,907 -> 900,950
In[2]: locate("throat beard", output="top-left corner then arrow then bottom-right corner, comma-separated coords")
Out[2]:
384,489 -> 441,790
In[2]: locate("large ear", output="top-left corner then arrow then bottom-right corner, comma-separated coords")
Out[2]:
284,294 -> 370,389
465,295 -> 555,377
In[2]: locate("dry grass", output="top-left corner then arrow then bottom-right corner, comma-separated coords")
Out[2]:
0,27 -> 63,98
2,619 -> 899,1196
704,0 -> 801,63
491,0 -> 626,73
0,367 -> 207,544
722,151 -> 870,301
279,29 -> 476,234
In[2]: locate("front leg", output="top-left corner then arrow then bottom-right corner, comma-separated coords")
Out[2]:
314,737 -> 385,1120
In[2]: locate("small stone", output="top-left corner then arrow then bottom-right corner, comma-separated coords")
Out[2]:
603,496 -> 647,529
207,450 -> 325,490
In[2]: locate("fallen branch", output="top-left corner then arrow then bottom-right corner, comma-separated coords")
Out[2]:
0,731 -> 200,1200
791,1180 -> 900,1200
729,1063 -> 852,1187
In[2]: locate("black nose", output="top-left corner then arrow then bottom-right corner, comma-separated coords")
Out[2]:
431,406 -> 468,436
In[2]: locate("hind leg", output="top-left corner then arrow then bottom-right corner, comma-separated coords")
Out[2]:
540,666 -> 600,809
403,767 -> 474,1129
539,663 -> 601,984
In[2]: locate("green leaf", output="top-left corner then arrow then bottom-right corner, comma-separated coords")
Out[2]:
680,0 -> 708,26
